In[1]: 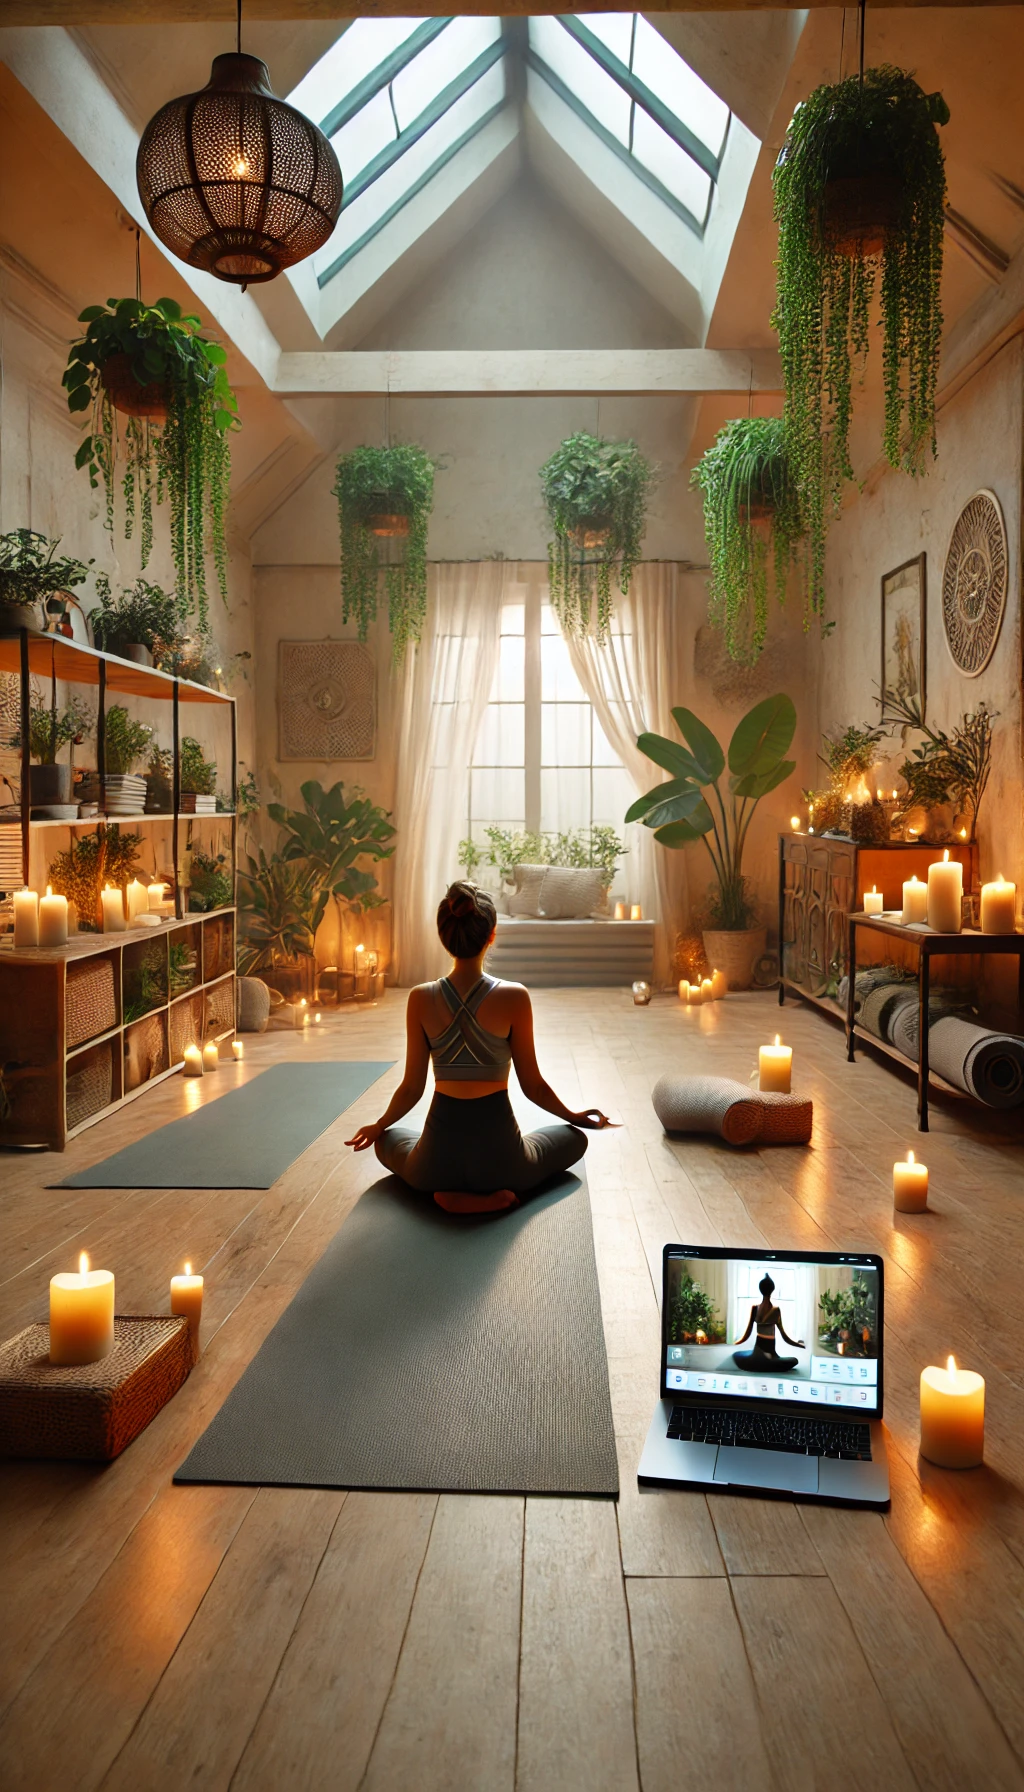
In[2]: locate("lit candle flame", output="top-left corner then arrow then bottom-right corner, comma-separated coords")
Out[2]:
79,1251 -> 89,1275
947,1355 -> 957,1375
907,1150 -> 915,1165
774,1035 -> 781,1048
943,848 -> 950,863
960,828 -> 967,840
871,885 -> 877,895
356,943 -> 364,953
46,884 -> 52,897
233,157 -> 248,177
184,1261 -> 192,1277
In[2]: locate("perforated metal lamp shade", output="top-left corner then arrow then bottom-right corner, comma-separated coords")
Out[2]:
137,53 -> 343,287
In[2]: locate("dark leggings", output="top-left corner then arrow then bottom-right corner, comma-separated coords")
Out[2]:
375,1089 -> 587,1197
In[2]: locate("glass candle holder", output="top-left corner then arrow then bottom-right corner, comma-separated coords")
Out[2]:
632,980 -> 651,1006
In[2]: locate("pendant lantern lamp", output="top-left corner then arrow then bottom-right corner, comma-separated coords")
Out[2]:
136,52 -> 343,290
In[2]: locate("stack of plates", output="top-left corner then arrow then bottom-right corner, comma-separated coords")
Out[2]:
184,794 -> 218,816
79,773 -> 148,817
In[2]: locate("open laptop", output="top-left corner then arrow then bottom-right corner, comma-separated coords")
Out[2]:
638,1244 -> 890,1506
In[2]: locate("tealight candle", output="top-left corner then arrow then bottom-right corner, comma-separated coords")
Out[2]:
710,969 -> 727,1000
864,886 -> 884,917
126,877 -> 149,924
701,977 -> 713,1003
759,1035 -> 792,1093
182,1043 -> 203,1077
147,880 -> 166,913
613,901 -> 627,921
927,849 -> 963,934
893,1148 -> 928,1212
790,816 -> 801,831
38,885 -> 68,947
920,1356 -> 985,1467
980,873 -> 1016,934
101,884 -> 126,933
678,979 -> 690,1003
630,904 -> 643,921
231,1039 -> 244,1061
203,1040 -> 219,1071
170,1260 -> 204,1352
49,1251 -> 115,1365
13,888 -> 38,948
687,981 -> 704,1006
314,1011 -> 321,1023
901,874 -> 928,926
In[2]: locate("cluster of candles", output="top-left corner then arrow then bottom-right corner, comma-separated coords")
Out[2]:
862,854 -> 1017,934
183,1038 -> 245,1074
12,879 -> 169,947
48,1251 -> 204,1362
677,970 -> 728,1005
613,903 -> 644,921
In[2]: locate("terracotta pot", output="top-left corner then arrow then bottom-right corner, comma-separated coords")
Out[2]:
736,494 -> 776,527
569,518 -> 612,552
367,513 -> 410,538
821,173 -> 902,258
701,927 -> 767,992
100,351 -> 169,423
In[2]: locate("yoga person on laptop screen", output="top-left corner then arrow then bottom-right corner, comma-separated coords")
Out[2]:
345,881 -> 613,1215
731,1273 -> 806,1373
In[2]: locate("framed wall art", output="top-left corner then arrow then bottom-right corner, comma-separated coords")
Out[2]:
278,640 -> 376,761
880,553 -> 926,719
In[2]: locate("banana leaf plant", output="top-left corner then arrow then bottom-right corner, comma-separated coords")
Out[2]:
267,779 -> 396,936
627,695 -> 797,930
237,849 -> 318,974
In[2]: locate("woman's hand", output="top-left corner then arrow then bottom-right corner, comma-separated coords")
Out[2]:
571,1108 -> 619,1130
345,1119 -> 386,1152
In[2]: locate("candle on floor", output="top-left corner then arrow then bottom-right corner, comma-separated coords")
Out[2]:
630,904 -> 643,921
980,873 -> 1016,934
864,886 -> 884,917
170,1261 -> 204,1351
710,969 -> 728,1000
49,1251 -> 115,1365
759,1035 -> 792,1093
203,1040 -> 219,1071
147,880 -> 166,913
920,1356 -> 985,1467
927,849 -> 963,933
687,981 -> 704,1006
613,901 -> 627,921
183,1043 -> 203,1076
38,886 -> 68,947
13,888 -> 38,948
901,874 -> 928,926
101,884 -> 126,933
894,1149 -> 928,1212
231,1039 -> 244,1060
632,979 -> 651,1005
701,977 -> 713,1003
314,1011 -> 321,1023
126,877 -> 149,925
678,979 -> 690,1002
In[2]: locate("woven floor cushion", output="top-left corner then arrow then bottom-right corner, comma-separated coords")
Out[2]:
652,1075 -> 812,1147
756,1091 -> 814,1145
237,976 -> 271,1033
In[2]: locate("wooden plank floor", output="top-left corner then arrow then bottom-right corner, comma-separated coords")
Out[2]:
2,987 -> 1024,1790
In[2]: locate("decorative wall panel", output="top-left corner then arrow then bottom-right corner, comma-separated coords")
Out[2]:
942,489 -> 1007,676
278,640 -> 375,761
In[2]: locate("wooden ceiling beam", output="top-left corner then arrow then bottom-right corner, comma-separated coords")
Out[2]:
1,0 -> 1010,20
271,347 -> 783,397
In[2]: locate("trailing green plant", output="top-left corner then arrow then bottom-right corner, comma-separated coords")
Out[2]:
123,941 -> 165,1023
47,823 -> 142,929
540,433 -> 652,641
267,779 -> 396,937
103,705 -> 154,776
89,574 -> 183,656
188,848 -> 233,913
236,766 -> 260,820
179,736 -> 217,796
237,848 -> 318,973
463,825 -> 625,888
691,417 -> 805,664
0,530 -> 92,614
64,297 -> 238,627
629,695 -> 797,931
9,694 -> 93,764
332,443 -> 436,662
883,688 -> 994,839
772,67 -> 948,606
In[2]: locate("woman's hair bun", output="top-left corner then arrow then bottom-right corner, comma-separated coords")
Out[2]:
437,880 -> 497,958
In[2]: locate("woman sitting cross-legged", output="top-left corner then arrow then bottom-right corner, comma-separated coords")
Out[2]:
345,880 -> 614,1215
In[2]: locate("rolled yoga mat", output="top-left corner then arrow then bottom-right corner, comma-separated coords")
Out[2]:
930,1016 -> 1024,1107
54,1062 -> 393,1189
175,1169 -> 619,1496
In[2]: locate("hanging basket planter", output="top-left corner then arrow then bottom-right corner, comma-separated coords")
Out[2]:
569,517 -> 613,556
692,417 -> 805,667
821,171 -> 903,257
99,351 -> 169,424
540,434 -> 652,641
333,445 -> 437,664
367,513 -> 411,538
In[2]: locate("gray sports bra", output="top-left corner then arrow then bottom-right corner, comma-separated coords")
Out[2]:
427,974 -> 513,1082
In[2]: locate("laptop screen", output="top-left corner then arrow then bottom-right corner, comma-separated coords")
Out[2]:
662,1247 -> 884,1417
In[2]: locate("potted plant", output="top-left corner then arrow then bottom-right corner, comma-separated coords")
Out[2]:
540,433 -> 652,640
237,848 -> 319,1000
884,689 -> 994,842
629,694 -> 797,989
179,736 -> 217,813
47,822 -> 142,930
803,721 -> 888,837
9,694 -> 93,809
64,297 -> 238,627
145,743 -> 174,814
772,67 -> 948,607
267,779 -> 395,988
332,444 -> 436,661
89,575 -> 183,666
95,704 -> 154,816
0,530 -> 92,634
691,418 -> 806,665
187,848 -> 233,913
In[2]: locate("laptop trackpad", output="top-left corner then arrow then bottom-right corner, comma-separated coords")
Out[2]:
713,1447 -> 818,1494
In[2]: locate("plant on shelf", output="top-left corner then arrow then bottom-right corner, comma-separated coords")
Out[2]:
0,530 -> 92,631
237,848 -> 318,974
47,823 -> 142,930
803,719 -> 888,835
540,432 -> 652,641
236,766 -> 260,821
153,628 -> 220,685
666,1269 -> 726,1345
819,1274 -> 877,1356
123,940 -> 166,1024
332,443 -> 436,662
883,688 -> 994,841
772,67 -> 948,605
9,694 -> 93,766
179,736 -> 217,796
267,779 -> 396,939
168,938 -> 198,996
188,848 -> 233,913
103,705 -> 154,777
64,296 -> 238,626
691,417 -> 806,664
89,574 -> 183,660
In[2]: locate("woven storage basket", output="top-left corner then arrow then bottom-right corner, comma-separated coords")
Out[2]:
66,956 -> 118,1049
206,978 -> 234,1036
65,1047 -> 114,1132
0,1316 -> 193,1461
169,992 -> 205,1064
758,1091 -> 814,1145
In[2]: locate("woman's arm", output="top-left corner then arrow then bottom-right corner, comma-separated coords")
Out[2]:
508,989 -> 614,1128
774,1308 -> 806,1349
345,989 -> 431,1150
734,1305 -> 756,1345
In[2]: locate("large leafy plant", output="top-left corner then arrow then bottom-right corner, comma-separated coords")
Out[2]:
629,695 -> 797,931
691,417 -> 805,665
237,849 -> 318,973
332,444 -> 436,662
89,575 -> 183,656
267,779 -> 396,937
64,297 -> 238,627
0,530 -> 91,613
773,67 -> 948,606
540,433 -> 652,640
10,694 -> 93,765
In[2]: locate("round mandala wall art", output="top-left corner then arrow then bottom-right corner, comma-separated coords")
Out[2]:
942,489 -> 1007,676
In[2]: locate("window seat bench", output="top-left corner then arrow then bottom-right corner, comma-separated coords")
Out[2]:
489,917 -> 655,987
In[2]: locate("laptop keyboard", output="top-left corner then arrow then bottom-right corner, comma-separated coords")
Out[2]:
667,1405 -> 872,1461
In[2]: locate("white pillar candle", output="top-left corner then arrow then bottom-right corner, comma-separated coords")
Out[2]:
701,977 -> 713,1003
203,1040 -> 219,1071
38,886 -> 68,947
147,880 -> 166,913
893,1149 -> 928,1212
980,873 -> 1016,934
13,888 -> 38,948
687,981 -> 704,1006
759,1035 -> 792,1093
927,850 -> 963,934
710,969 -> 728,1000
182,1043 -> 203,1076
864,886 -> 884,916
126,878 -> 149,924
613,901 -> 627,921
49,1251 -> 115,1365
901,875 -> 928,926
630,903 -> 643,921
101,884 -> 126,933
920,1356 -> 985,1468
678,979 -> 690,1002
170,1261 -> 204,1351
231,1039 -> 244,1060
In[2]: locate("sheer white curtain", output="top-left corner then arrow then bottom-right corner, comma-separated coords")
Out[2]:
564,563 -> 691,987
391,563 -> 505,986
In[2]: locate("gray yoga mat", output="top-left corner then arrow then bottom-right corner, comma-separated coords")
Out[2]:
930,1016 -> 1024,1107
55,1062 -> 393,1188
175,1169 -> 619,1496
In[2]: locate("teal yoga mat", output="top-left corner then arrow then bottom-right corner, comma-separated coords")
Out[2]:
55,1062 -> 392,1189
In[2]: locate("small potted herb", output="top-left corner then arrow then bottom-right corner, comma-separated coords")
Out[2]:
0,530 -> 92,634
332,443 -> 436,662
540,433 -> 652,640
145,744 -> 174,814
179,736 -> 217,813
8,694 -> 93,809
187,848 -> 233,913
89,575 -> 183,666
95,704 -> 154,816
